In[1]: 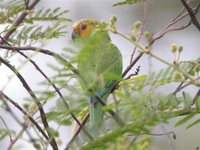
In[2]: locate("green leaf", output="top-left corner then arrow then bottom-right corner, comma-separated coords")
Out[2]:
103,104 -> 118,111
186,119 -> 200,129
0,128 -> 15,141
45,111 -> 71,126
195,96 -> 200,111
182,92 -> 193,109
80,122 -> 149,150
35,7 -> 43,17
0,129 -> 9,140
26,7 -> 71,22
45,111 -> 63,121
174,113 -> 196,127
113,0 -> 143,6
47,127 -> 60,137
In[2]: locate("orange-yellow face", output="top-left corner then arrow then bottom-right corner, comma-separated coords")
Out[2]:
71,19 -> 99,41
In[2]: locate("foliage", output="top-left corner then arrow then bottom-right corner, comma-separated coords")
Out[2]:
0,0 -> 199,150
0,128 -> 15,141
113,0 -> 143,6
0,0 -> 70,46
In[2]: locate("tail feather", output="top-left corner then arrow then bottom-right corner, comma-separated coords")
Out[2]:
90,102 -> 103,136
89,83 -> 117,137
90,93 -> 109,137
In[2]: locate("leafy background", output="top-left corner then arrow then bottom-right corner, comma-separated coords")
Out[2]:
0,0 -> 199,150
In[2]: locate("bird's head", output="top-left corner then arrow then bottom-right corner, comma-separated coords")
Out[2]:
71,18 -> 100,41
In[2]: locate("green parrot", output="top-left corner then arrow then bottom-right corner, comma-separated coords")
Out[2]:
71,18 -> 122,136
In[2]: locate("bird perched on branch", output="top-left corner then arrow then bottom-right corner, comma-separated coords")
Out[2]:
71,18 -> 122,136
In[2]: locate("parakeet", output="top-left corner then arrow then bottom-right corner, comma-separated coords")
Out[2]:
71,18 -> 122,136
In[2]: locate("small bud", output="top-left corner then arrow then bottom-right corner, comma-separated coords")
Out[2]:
57,139 -> 62,145
174,71 -> 183,81
133,21 -> 141,30
130,34 -> 136,41
144,31 -> 150,41
33,143 -> 41,149
54,130 -> 59,137
195,65 -> 200,72
171,44 -> 177,53
0,13 -> 7,23
111,15 -> 117,22
173,60 -> 177,65
101,21 -> 107,28
178,45 -> 183,53
22,115 -> 26,120
23,102 -> 29,110
109,15 -> 117,31
190,70 -> 196,76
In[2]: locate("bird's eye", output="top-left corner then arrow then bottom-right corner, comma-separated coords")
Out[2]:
81,24 -> 87,30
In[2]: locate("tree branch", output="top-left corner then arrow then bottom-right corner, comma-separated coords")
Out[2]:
0,57 -> 58,149
6,100 -> 47,150
18,51 -> 93,141
65,112 -> 90,150
129,0 -> 151,63
1,98 -> 37,147
0,116 -> 12,142
0,0 -> 41,44
192,88 -> 200,105
0,91 -> 49,145
180,0 -> 200,31
150,5 -> 199,45
1,38 -> 93,141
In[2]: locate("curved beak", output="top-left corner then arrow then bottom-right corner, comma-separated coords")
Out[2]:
71,30 -> 78,41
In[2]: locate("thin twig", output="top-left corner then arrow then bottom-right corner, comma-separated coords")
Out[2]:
125,66 -> 141,80
128,130 -> 176,139
130,0 -> 151,63
172,63 -> 197,95
167,3 -> 200,33
0,92 -> 49,143
192,88 -> 200,105
172,83 -> 191,95
180,0 -> 200,31
0,116 -> 12,142
148,51 -> 199,86
150,5 -> 199,45
6,100 -> 47,150
1,99 -> 36,147
0,57 -> 58,149
21,51 -> 92,139
65,112 -> 90,150
0,0 -> 40,44
123,53 -> 144,78
113,28 -> 199,86
24,0 -> 29,9
2,38 -> 93,141
17,51 -> 93,141
148,131 -> 176,139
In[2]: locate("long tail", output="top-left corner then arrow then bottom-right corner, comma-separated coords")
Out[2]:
90,93 -> 109,137
89,82 -> 117,137
90,101 -> 103,135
